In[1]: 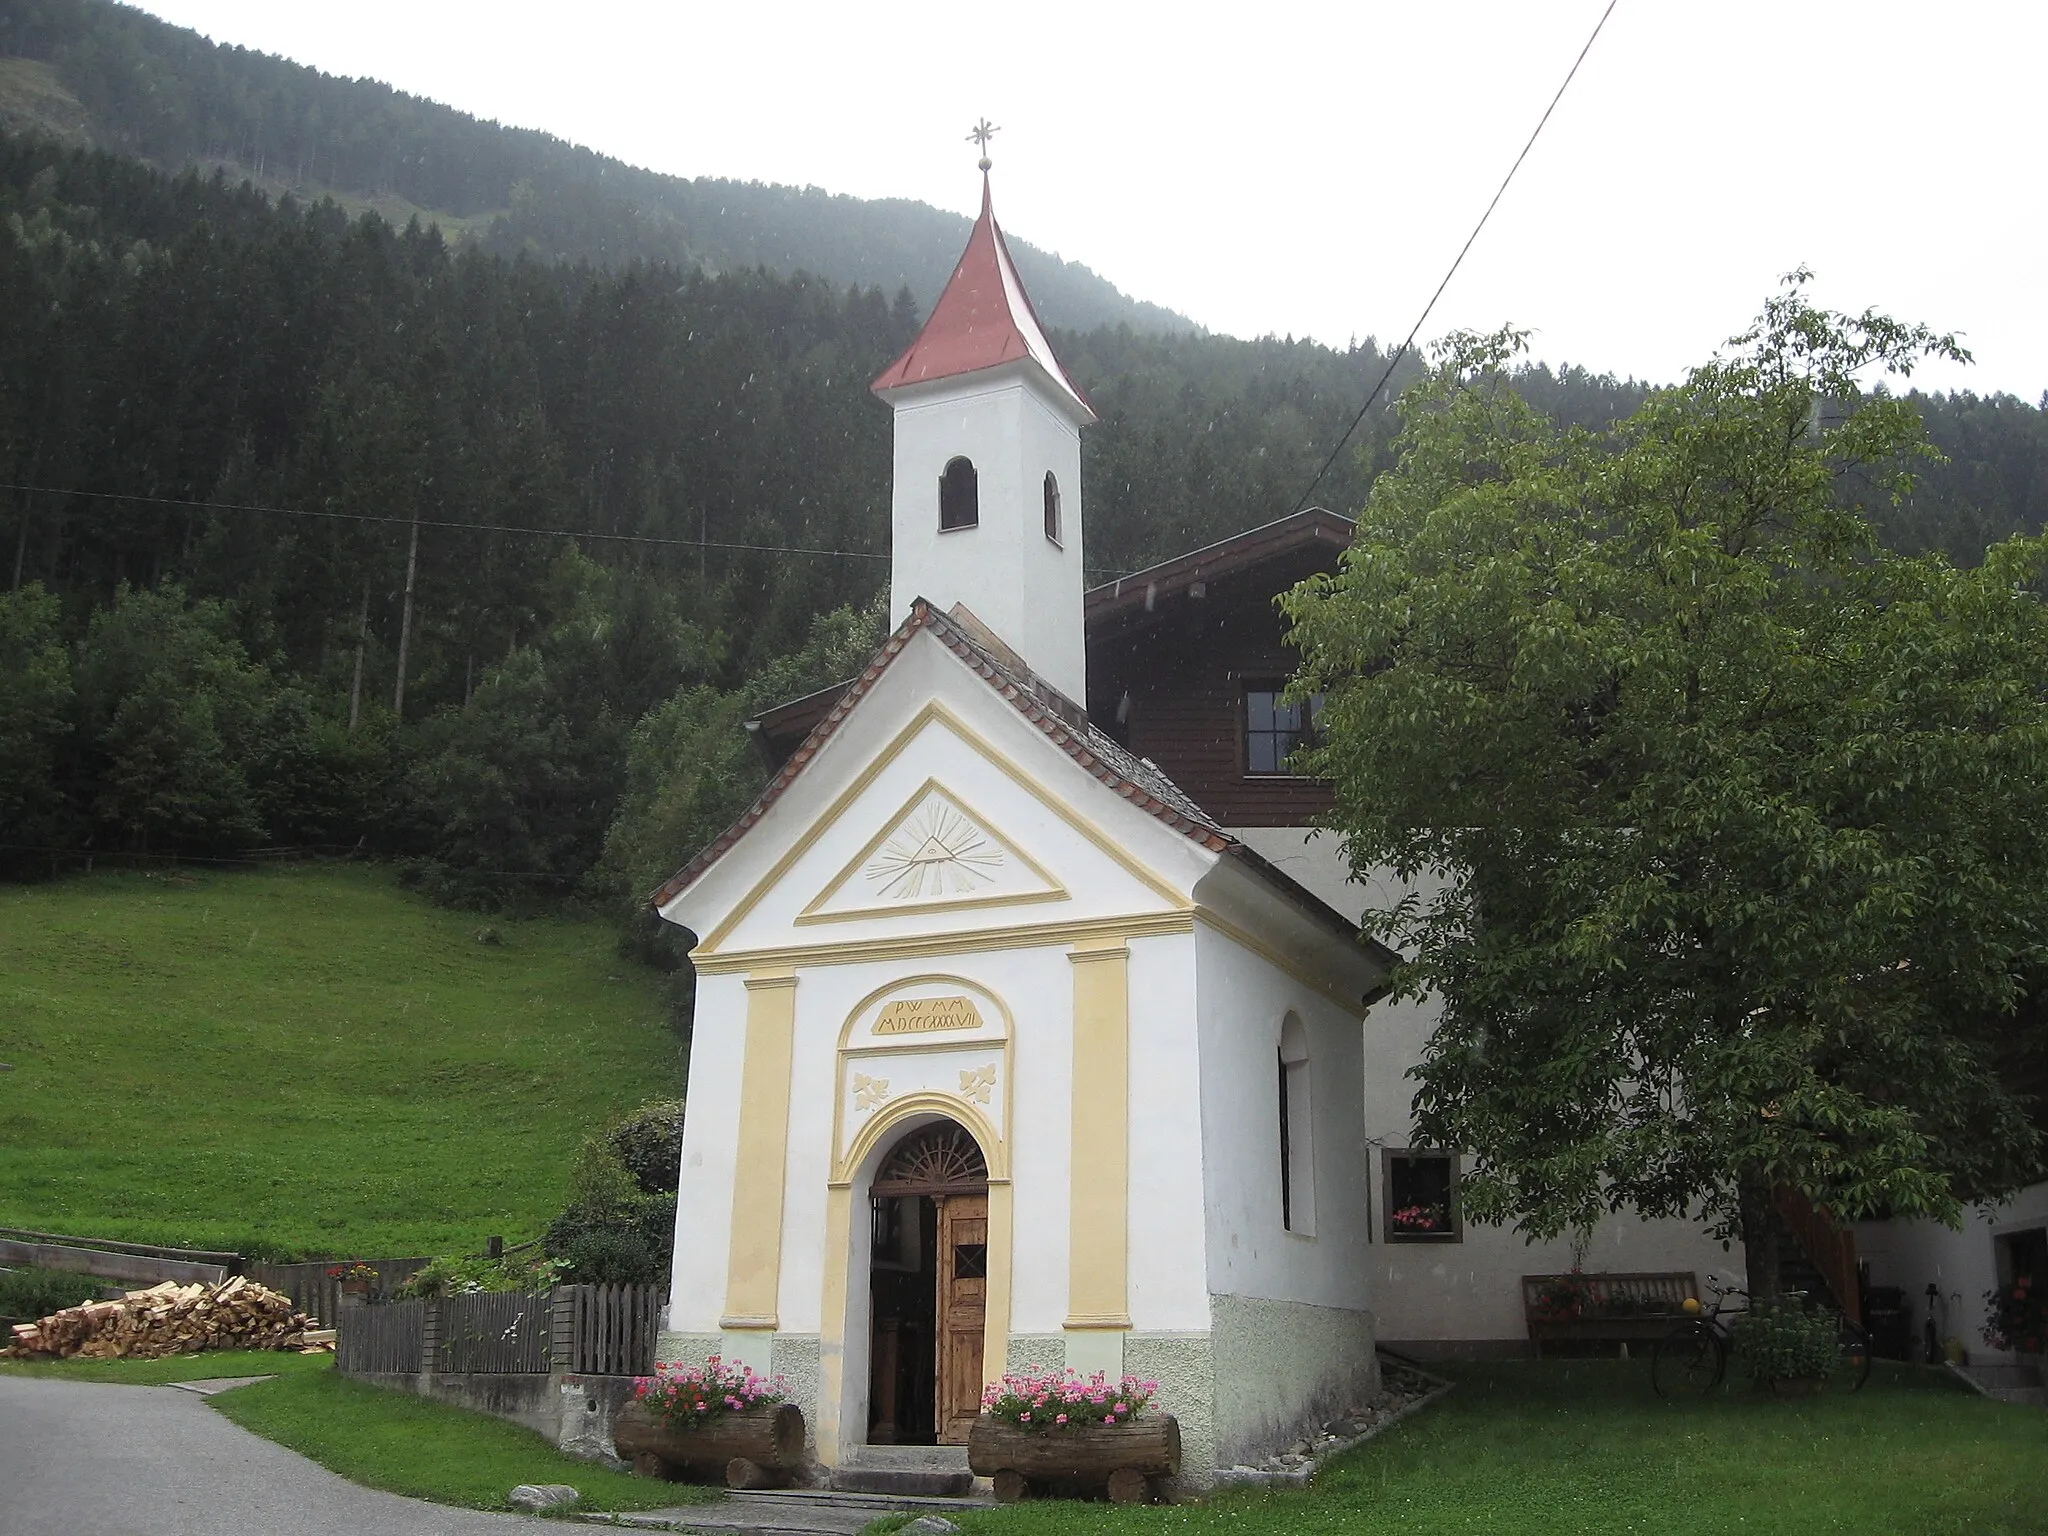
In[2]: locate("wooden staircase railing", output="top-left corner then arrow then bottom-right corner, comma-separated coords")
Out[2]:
1775,1186 -> 1859,1325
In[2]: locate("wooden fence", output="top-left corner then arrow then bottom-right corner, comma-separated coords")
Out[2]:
336,1297 -> 424,1374
438,1291 -> 552,1373
559,1283 -> 663,1376
245,1259 -> 430,1327
335,1284 -> 664,1378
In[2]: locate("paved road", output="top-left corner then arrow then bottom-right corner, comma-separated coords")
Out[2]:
0,1375 -> 544,1536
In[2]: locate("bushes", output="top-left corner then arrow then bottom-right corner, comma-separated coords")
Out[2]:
608,1099 -> 686,1196
541,1096 -> 688,1285
1732,1299 -> 1840,1383
0,1266 -> 103,1320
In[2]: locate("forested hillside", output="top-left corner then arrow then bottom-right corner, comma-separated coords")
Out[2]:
2,126 -> 2042,948
0,0 -> 1190,334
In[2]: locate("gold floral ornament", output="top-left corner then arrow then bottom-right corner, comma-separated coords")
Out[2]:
958,1064 -> 996,1106
863,801 -> 1004,901
853,1073 -> 890,1112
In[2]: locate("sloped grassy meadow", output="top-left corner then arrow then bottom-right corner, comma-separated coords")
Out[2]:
0,865 -> 683,1256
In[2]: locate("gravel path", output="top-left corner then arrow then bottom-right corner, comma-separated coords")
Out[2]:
0,1375 -> 542,1536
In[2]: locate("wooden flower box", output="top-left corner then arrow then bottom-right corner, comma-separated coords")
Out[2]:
967,1412 -> 1181,1503
612,1399 -> 807,1489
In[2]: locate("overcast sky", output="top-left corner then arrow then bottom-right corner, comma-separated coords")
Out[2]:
128,0 -> 2044,398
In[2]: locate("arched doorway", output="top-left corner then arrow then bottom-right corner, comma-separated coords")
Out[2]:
866,1119 -> 989,1445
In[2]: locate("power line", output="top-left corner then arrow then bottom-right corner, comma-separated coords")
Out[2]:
0,481 -> 890,562
1288,0 -> 1621,514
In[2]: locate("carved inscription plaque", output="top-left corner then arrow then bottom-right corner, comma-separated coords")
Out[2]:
874,996 -> 984,1036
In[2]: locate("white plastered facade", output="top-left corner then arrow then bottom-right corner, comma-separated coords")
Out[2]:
658,631 -> 1388,1476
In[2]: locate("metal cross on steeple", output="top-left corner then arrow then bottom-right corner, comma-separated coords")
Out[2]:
967,118 -> 999,172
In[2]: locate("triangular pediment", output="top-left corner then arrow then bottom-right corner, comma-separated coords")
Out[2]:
798,779 -> 1065,925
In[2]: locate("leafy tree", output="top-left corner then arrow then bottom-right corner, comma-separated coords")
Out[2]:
595,598 -> 887,949
0,583 -> 75,864
1284,280 -> 2048,1297
398,551 -> 715,908
70,582 -> 273,851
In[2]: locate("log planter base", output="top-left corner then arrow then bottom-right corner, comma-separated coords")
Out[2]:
613,1400 -> 807,1490
968,1413 -> 1181,1504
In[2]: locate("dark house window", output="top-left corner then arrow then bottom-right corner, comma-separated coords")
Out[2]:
1383,1150 -> 1460,1242
939,456 -> 979,530
1244,686 -> 1322,774
1043,471 -> 1062,544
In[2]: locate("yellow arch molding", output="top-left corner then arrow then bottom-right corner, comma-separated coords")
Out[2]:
835,1090 -> 1009,1187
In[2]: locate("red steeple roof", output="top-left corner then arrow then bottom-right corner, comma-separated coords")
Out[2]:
871,176 -> 1095,422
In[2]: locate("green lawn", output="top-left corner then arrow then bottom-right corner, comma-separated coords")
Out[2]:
209,1363 -> 714,1512
0,864 -> 684,1256
959,1361 -> 2046,1536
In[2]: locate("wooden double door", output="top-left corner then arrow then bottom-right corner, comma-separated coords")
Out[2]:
868,1122 -> 989,1446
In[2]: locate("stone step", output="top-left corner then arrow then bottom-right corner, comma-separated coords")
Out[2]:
826,1443 -> 975,1496
837,1444 -> 972,1469
825,1465 -> 975,1498
1960,1362 -> 2044,1391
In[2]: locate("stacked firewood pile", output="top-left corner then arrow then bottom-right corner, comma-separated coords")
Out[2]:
4,1276 -> 331,1360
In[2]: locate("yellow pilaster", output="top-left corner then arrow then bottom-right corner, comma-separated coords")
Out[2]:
721,971 -> 798,1338
1065,939 -> 1130,1370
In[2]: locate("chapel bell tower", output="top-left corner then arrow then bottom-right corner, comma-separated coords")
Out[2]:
871,135 -> 1096,705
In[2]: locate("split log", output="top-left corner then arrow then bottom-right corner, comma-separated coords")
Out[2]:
612,1400 -> 806,1487
967,1413 -> 1180,1482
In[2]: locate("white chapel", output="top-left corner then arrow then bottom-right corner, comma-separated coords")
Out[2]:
653,167 -> 1397,1482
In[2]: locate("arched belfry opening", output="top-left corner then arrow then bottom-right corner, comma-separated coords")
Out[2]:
938,456 -> 979,530
1043,470 -> 1062,544
867,1119 -> 989,1446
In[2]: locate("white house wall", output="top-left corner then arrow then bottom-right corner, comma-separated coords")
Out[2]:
1855,1179 -> 2048,1365
1126,931 -> 1210,1332
1362,980 -> 1746,1351
1193,921 -> 1371,1310
1192,920 -> 1378,1464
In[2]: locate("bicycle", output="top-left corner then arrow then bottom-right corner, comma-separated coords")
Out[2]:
1651,1276 -> 1872,1398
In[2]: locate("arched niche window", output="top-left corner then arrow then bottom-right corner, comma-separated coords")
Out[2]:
939,456 -> 979,531
1277,1013 -> 1316,1235
1043,471 -> 1062,545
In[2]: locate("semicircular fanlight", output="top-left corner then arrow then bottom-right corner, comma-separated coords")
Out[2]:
873,1120 -> 988,1194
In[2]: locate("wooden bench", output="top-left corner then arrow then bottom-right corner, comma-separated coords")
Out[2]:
1522,1271 -> 1699,1357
